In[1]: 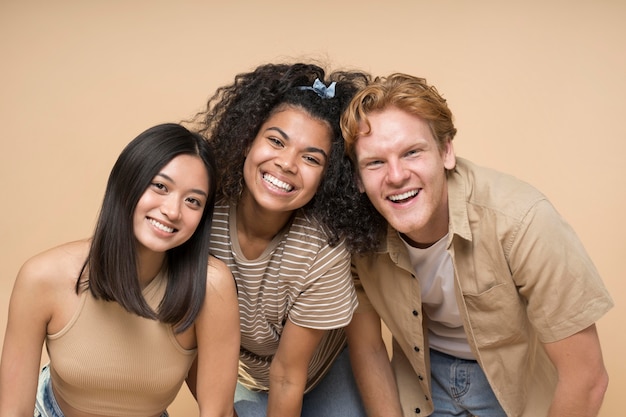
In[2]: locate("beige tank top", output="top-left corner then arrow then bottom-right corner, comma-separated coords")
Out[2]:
46,272 -> 197,416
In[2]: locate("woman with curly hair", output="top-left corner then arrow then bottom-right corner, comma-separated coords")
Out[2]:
189,62 -> 370,417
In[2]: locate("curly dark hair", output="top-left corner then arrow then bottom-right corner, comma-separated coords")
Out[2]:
191,62 -> 380,253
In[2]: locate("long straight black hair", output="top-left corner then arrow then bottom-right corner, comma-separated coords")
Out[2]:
78,123 -> 218,332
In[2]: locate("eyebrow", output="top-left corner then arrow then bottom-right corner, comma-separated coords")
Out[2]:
266,126 -> 329,159
155,173 -> 208,197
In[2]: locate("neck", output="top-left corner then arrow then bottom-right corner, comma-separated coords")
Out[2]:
136,249 -> 166,289
236,193 -> 294,259
237,192 -> 294,241
400,232 -> 447,249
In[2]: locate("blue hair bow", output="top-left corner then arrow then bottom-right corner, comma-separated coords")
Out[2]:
298,78 -> 336,99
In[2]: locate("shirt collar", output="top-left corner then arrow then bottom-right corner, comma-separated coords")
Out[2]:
447,158 -> 472,243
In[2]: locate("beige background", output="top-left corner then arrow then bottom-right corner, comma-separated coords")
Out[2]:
1,1 -> 624,416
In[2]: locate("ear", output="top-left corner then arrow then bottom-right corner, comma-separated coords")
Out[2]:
443,139 -> 456,170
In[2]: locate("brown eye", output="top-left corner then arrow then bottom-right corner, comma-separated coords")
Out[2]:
151,182 -> 167,192
303,155 -> 323,166
268,136 -> 284,147
185,197 -> 203,208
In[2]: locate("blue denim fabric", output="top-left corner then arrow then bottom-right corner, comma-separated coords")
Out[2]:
429,349 -> 506,417
34,364 -> 169,417
34,364 -> 64,417
234,347 -> 366,417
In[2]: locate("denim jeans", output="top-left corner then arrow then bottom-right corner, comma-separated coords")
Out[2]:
429,349 -> 507,417
234,347 -> 366,417
34,364 -> 169,417
34,365 -> 64,417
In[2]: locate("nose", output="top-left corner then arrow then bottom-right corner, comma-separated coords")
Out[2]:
386,159 -> 410,184
160,196 -> 182,220
275,151 -> 297,173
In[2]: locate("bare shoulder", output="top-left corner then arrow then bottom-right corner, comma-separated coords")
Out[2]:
207,255 -> 231,277
9,240 -> 91,330
16,239 -> 90,290
206,256 -> 236,294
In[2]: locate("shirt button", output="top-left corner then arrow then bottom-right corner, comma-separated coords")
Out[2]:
412,310 -> 419,316
414,346 -> 420,352
418,374 -> 424,380
415,408 -> 421,414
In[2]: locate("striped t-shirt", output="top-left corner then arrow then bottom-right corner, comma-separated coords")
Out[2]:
209,202 -> 358,392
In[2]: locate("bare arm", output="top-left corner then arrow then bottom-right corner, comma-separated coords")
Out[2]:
193,257 -> 240,417
345,310 -> 403,417
0,258 -> 53,416
544,324 -> 609,417
266,319 -> 325,417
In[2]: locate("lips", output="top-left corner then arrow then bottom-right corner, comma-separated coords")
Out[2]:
147,218 -> 176,233
263,173 -> 294,192
388,189 -> 419,203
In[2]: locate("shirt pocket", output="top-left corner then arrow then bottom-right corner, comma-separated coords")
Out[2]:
462,282 -> 528,348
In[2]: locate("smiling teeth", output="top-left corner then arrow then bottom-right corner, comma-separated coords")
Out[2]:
263,173 -> 293,192
389,190 -> 418,202
148,218 -> 174,233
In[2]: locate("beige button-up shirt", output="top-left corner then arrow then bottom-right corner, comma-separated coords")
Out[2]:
352,157 -> 613,416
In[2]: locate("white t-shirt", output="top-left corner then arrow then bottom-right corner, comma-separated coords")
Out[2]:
401,234 -> 474,359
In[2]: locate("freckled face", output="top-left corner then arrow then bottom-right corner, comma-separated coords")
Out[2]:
242,107 -> 332,214
133,154 -> 210,255
355,107 -> 456,246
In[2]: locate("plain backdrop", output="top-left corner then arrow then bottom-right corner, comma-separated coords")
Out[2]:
1,1 -> 624,416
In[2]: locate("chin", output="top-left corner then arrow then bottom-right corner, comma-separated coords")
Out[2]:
387,220 -> 410,234
390,218 -> 422,236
